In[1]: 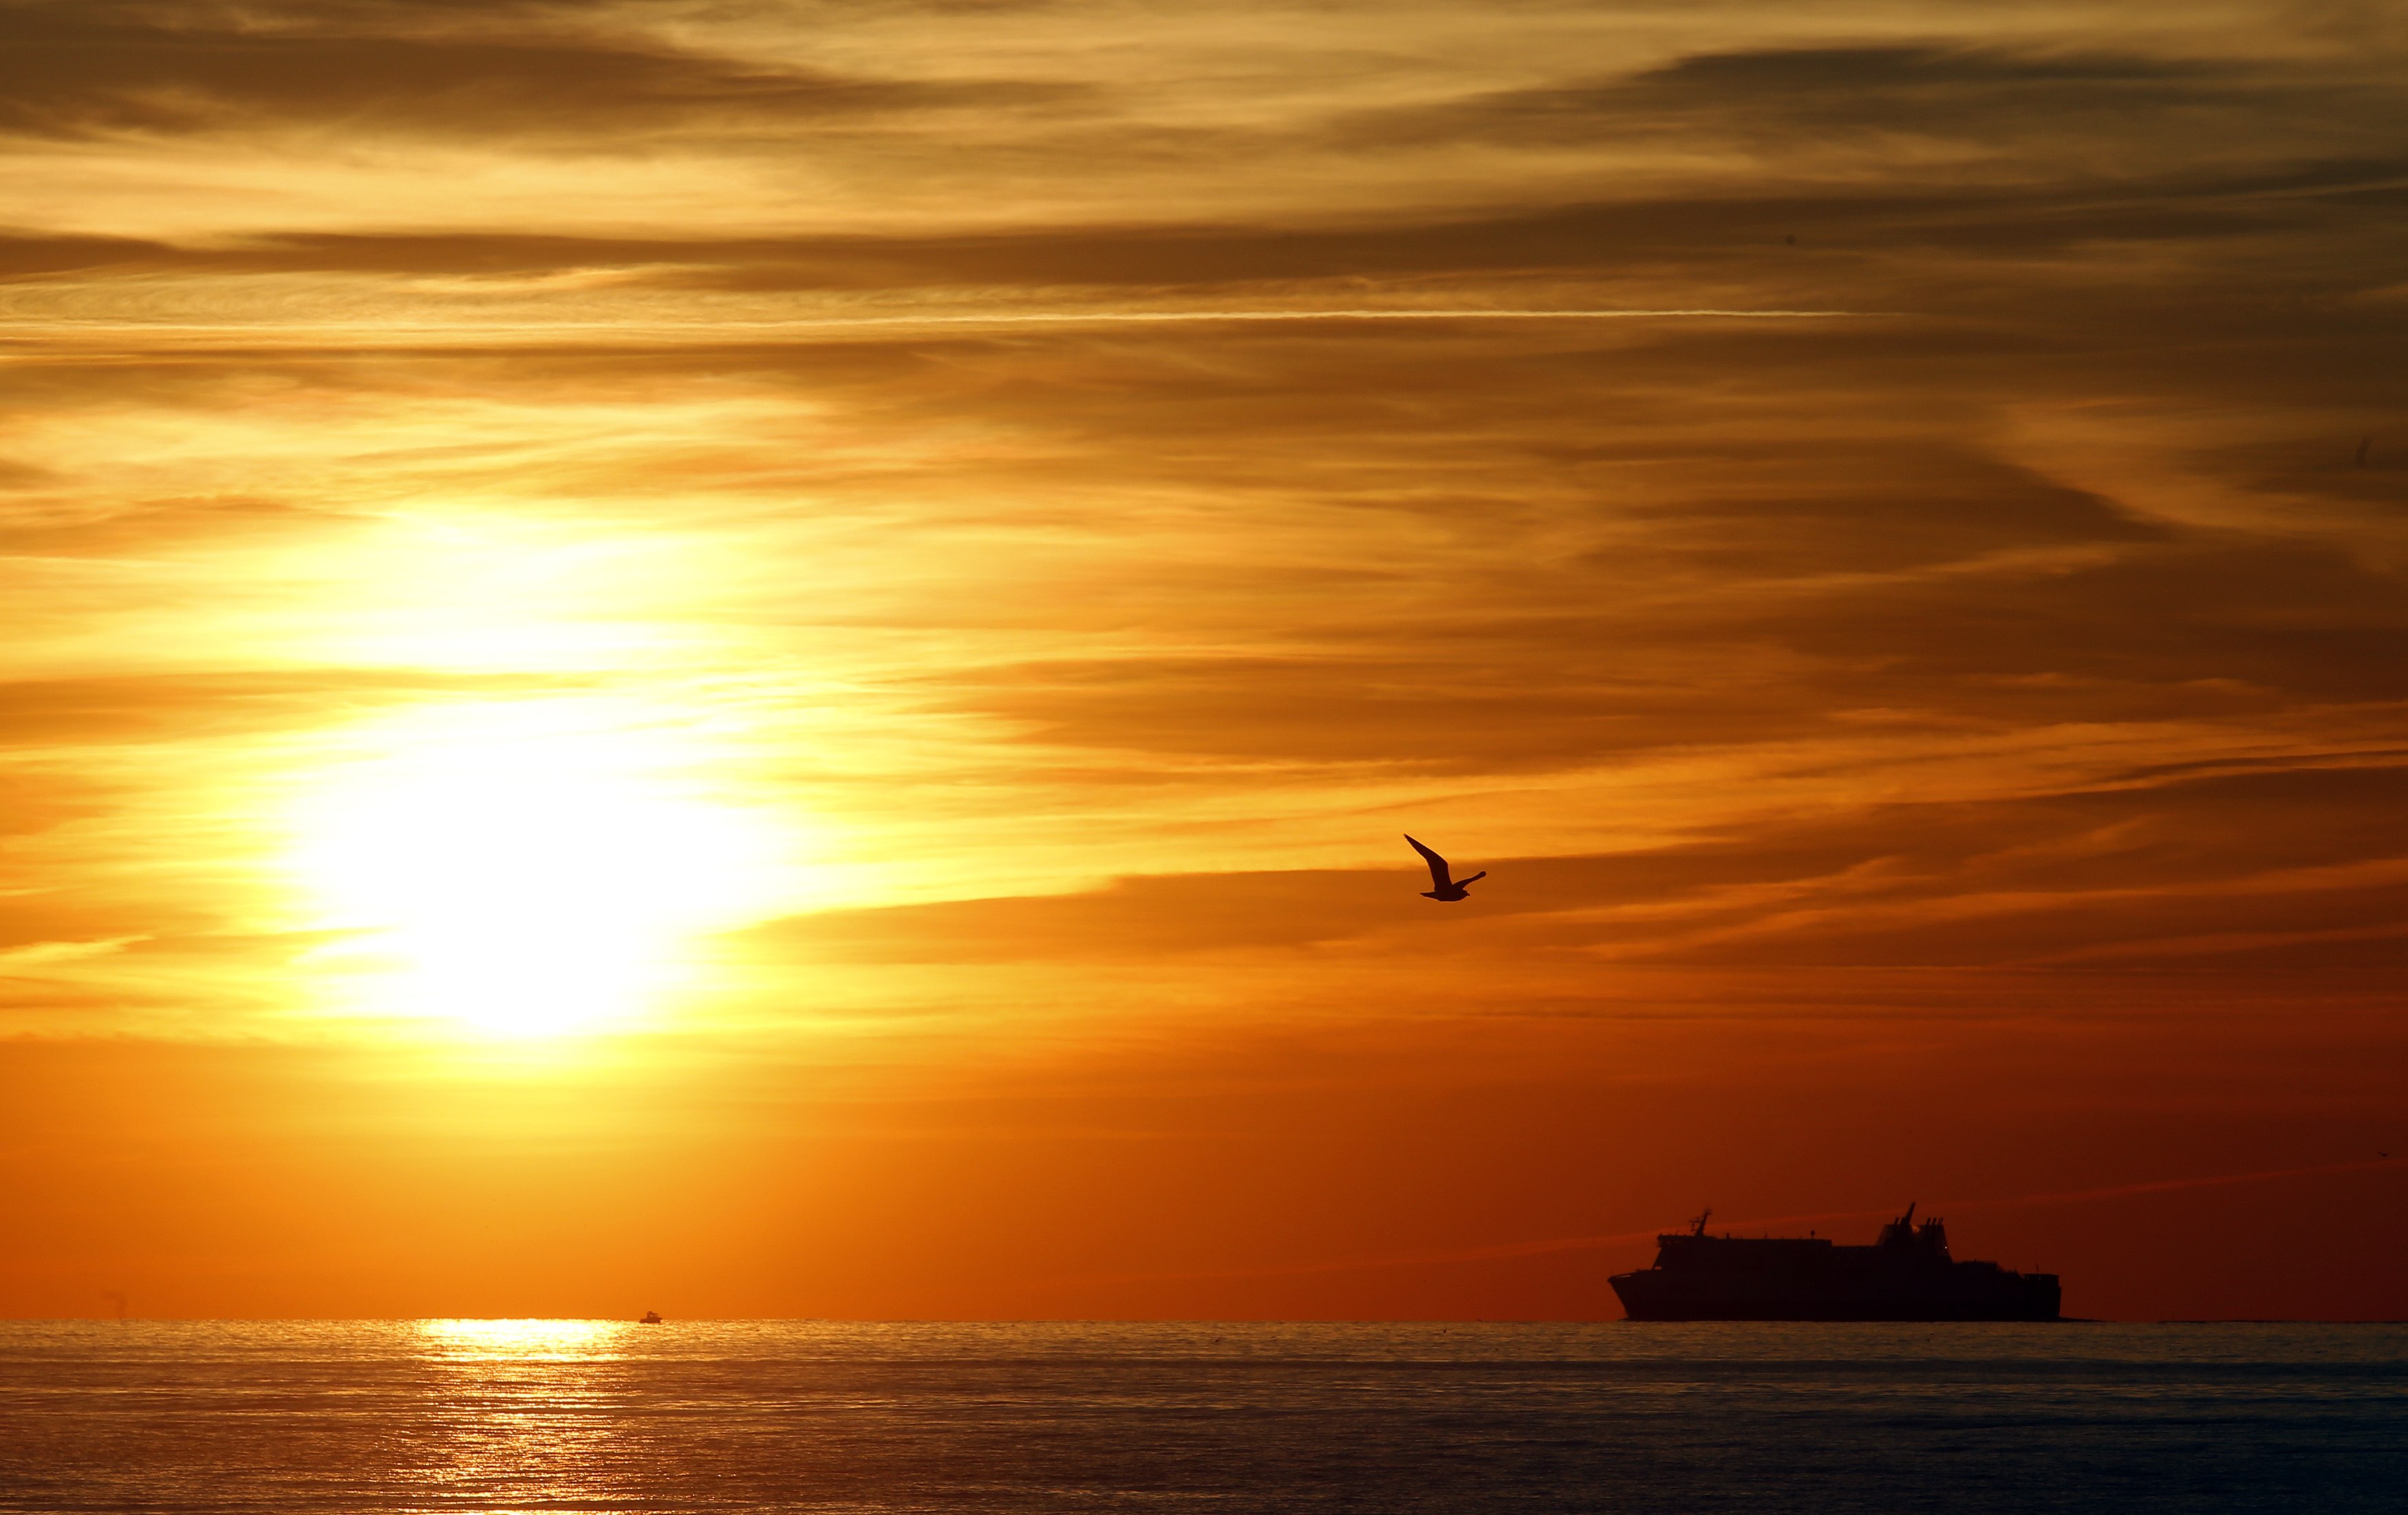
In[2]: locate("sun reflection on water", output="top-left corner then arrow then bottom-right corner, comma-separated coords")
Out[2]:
416,1317 -> 632,1362
409,1318 -> 638,1504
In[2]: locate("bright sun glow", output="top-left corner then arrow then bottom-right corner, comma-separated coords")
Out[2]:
288,700 -> 795,1039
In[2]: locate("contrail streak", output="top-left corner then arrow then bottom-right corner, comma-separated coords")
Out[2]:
788,308 -> 1870,327
0,306 -> 1873,353
1077,1156 -> 2405,1287
1939,1155 -> 2405,1214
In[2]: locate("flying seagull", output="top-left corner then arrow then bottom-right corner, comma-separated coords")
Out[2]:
1405,834 -> 1485,901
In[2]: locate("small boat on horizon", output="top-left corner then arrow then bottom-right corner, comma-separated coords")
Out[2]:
639,1310 -> 663,1324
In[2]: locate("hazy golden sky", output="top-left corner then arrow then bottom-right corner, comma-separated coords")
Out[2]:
3,0 -> 2405,1320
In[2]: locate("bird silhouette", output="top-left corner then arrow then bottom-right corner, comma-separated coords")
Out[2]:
1405,835 -> 1485,901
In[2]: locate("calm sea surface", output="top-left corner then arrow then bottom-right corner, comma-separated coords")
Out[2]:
1,1321 -> 2400,1513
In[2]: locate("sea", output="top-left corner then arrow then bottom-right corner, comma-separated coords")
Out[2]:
1,1321 -> 2401,1514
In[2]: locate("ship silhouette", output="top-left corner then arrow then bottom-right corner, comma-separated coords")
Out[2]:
1610,1205 -> 2061,1321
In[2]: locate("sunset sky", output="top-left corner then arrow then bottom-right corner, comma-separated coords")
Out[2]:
3,0 -> 2404,1322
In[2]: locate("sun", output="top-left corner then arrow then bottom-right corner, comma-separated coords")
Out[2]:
286,700 -> 790,1038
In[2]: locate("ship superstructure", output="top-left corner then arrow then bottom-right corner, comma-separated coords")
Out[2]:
1609,1205 -> 2061,1322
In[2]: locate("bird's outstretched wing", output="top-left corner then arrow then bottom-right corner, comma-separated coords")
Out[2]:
1404,833 -> 1453,889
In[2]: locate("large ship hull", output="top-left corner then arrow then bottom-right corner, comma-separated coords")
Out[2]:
1611,1207 -> 2061,1323
1611,1271 -> 2061,1322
